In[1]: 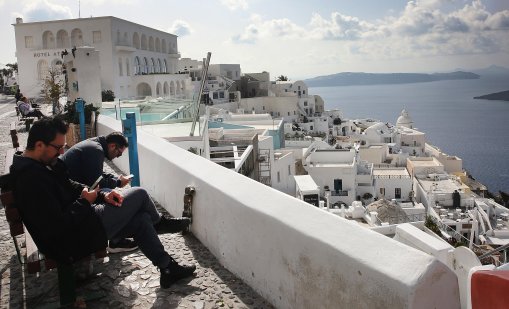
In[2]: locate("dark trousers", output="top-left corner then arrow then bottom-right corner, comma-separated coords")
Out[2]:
95,187 -> 170,268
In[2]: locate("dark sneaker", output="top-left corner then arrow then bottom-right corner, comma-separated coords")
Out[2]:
160,258 -> 196,289
107,238 -> 138,254
154,216 -> 191,234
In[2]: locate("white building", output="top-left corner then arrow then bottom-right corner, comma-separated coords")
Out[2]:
13,16 -> 190,100
294,175 -> 320,206
373,167 -> 413,201
396,109 -> 414,129
303,146 -> 357,205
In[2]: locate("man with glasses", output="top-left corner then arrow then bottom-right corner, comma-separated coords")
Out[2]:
62,131 -> 191,253
10,118 -> 196,288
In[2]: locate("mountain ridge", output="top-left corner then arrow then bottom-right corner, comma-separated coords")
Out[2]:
304,71 -> 480,87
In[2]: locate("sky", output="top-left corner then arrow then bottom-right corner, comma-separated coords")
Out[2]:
0,0 -> 508,79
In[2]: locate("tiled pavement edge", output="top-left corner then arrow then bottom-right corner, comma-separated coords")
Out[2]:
0,95 -> 273,309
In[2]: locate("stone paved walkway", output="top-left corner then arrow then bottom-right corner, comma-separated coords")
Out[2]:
0,95 -> 273,309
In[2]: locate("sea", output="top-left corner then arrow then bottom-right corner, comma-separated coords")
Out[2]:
309,76 -> 509,194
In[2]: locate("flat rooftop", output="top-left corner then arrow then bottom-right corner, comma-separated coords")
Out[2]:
373,168 -> 410,177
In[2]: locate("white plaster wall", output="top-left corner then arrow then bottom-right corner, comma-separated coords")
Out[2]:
307,165 -> 356,205
239,96 -> 299,122
375,177 -> 413,200
272,152 -> 296,195
97,115 -> 460,309
64,47 -> 102,105
312,117 -> 329,133
359,146 -> 386,164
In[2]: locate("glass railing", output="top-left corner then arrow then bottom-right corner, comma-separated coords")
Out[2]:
100,96 -> 198,125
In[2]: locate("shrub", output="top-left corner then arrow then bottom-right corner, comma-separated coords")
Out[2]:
59,99 -> 100,124
102,90 -> 115,102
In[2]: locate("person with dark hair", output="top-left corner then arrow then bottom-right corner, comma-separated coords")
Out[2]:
62,131 -> 132,189
17,96 -> 45,119
10,118 -> 196,288
62,131 -> 191,253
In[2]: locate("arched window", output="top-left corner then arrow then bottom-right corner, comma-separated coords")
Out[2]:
163,59 -> 168,73
161,39 -> 166,53
71,28 -> 83,46
125,58 -> 130,76
141,34 -> 147,50
37,59 -> 49,80
143,57 -> 149,74
117,30 -> 121,44
156,82 -> 161,96
134,56 -> 140,75
155,38 -> 160,52
148,36 -> 154,51
56,30 -> 69,48
170,81 -> 175,96
42,31 -> 54,49
124,32 -> 128,45
136,83 -> 152,97
51,59 -> 63,73
133,32 -> 140,49
151,58 -> 155,73
157,59 -> 162,73
163,82 -> 169,96
118,57 -> 123,76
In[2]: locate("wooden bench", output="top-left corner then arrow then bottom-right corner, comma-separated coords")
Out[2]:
15,106 -> 37,131
1,126 -> 106,307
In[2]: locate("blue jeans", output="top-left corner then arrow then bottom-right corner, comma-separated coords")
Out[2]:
94,187 -> 170,268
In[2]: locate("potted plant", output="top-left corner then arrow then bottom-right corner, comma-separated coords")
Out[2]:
58,99 -> 100,146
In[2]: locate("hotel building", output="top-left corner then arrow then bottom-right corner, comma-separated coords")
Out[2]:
13,16 -> 190,100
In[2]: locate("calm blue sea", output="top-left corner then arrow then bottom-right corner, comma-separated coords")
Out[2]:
310,77 -> 509,194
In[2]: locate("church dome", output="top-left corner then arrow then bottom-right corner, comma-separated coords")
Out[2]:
396,109 -> 413,128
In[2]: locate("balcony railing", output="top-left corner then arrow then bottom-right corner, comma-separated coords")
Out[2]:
331,190 -> 349,196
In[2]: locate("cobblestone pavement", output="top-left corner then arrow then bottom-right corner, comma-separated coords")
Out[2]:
0,95 -> 273,309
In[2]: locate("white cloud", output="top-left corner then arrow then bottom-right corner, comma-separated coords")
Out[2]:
309,12 -> 376,40
231,14 -> 304,44
231,0 -> 509,63
232,24 -> 259,44
22,0 -> 72,22
169,20 -> 193,37
220,0 -> 248,11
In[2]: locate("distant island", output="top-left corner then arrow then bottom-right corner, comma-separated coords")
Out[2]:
305,71 -> 480,87
474,90 -> 509,101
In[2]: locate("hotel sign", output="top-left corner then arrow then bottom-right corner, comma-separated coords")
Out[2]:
34,51 -> 61,57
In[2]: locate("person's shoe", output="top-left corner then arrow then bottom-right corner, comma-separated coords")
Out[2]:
106,238 -> 138,254
160,258 -> 196,289
154,216 -> 191,234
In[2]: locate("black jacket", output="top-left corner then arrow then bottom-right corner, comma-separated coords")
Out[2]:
10,154 -> 107,264
61,136 -> 120,189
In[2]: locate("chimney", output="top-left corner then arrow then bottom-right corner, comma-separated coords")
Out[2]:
16,17 -> 23,24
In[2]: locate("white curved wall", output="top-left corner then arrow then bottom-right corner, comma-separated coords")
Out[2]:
97,115 -> 460,309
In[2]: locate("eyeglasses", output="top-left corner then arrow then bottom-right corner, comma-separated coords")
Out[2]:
47,143 -> 66,151
114,145 -> 125,157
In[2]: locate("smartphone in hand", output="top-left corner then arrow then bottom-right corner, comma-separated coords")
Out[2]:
126,174 -> 134,179
90,176 -> 103,191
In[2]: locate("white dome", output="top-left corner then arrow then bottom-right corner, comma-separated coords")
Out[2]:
396,109 -> 413,128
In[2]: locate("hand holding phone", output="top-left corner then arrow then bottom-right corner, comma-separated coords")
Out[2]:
119,174 -> 134,187
89,176 -> 103,191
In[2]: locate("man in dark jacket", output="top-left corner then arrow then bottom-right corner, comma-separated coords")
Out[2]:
11,118 -> 196,288
61,132 -> 191,253
61,132 -> 133,189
